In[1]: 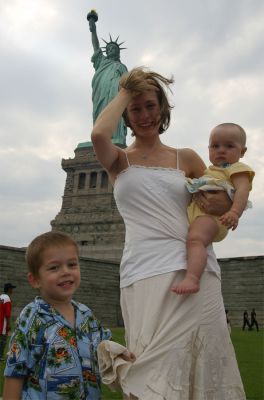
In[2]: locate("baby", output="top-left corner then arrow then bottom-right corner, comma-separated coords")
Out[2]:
172,123 -> 255,294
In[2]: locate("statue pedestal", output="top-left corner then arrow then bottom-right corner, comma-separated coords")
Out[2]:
51,145 -> 125,261
77,141 -> 93,148
77,140 -> 127,149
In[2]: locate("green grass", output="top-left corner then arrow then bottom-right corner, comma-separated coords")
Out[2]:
1,328 -> 263,399
231,328 -> 264,400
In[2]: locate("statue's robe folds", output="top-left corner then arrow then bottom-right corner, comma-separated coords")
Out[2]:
91,49 -> 128,145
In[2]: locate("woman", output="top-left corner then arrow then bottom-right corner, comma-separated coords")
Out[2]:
91,67 -> 246,399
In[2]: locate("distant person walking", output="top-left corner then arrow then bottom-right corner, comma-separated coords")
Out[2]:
250,308 -> 259,331
0,283 -> 16,361
242,310 -> 251,330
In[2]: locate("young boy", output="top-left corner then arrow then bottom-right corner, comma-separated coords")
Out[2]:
3,231 -> 133,399
172,123 -> 255,294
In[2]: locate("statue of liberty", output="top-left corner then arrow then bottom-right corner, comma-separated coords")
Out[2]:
88,10 -> 128,146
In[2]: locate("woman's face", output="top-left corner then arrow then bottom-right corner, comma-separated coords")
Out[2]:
126,90 -> 161,137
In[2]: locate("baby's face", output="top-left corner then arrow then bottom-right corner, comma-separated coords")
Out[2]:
208,126 -> 246,166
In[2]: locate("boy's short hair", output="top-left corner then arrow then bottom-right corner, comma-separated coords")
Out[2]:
26,231 -> 79,277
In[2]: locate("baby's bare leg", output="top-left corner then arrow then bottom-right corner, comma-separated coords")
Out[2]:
172,216 -> 219,294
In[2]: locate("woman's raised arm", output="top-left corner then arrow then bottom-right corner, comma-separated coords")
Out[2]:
91,89 -> 131,173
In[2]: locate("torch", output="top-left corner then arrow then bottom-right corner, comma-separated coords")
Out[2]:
87,9 -> 98,23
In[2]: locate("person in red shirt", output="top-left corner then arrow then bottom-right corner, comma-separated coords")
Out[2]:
0,283 -> 16,361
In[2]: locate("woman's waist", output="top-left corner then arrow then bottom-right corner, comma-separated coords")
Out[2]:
120,239 -> 220,280
121,237 -> 187,268
124,217 -> 189,242
120,240 -> 187,288
124,235 -> 186,247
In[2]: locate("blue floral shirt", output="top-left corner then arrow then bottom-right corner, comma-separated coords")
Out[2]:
4,297 -> 111,399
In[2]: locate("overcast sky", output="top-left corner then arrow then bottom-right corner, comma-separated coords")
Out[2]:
0,0 -> 263,258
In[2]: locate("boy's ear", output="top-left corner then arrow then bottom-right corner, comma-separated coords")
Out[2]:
28,272 -> 40,289
241,146 -> 247,157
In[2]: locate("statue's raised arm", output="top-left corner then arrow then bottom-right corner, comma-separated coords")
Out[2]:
87,10 -> 128,146
88,10 -> 100,52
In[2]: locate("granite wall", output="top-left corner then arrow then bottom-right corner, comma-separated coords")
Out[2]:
0,245 -> 263,328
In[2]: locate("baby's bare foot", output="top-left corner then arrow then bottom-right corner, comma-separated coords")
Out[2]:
171,274 -> 200,295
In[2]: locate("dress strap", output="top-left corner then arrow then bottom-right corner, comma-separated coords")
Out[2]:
125,152 -> 131,167
176,149 -> 180,170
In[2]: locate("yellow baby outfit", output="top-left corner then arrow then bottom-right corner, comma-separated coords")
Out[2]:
187,162 -> 255,242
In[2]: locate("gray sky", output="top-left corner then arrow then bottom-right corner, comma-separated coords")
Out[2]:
0,0 -> 263,258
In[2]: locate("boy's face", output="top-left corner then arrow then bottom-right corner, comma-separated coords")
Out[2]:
208,126 -> 247,166
28,245 -> 80,306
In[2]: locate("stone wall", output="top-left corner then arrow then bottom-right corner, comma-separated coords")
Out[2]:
0,244 -> 263,328
219,256 -> 264,328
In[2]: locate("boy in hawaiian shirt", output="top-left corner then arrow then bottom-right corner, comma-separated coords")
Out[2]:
3,231 -> 133,400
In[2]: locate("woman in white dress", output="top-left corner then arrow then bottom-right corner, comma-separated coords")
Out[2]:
91,67 -> 246,400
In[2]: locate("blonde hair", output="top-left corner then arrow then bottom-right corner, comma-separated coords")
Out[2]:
26,231 -> 79,277
119,67 -> 174,134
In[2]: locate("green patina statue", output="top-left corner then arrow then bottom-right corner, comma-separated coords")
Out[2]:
88,10 -> 128,146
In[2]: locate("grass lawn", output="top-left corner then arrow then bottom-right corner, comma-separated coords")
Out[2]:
1,327 -> 263,399
231,328 -> 264,400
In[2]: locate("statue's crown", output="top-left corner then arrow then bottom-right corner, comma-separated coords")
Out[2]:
101,34 -> 126,53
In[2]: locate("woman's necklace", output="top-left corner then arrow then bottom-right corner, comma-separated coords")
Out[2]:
139,146 -> 161,160
132,140 -> 163,160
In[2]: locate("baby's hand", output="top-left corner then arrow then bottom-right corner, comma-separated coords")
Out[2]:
120,350 -> 136,363
219,210 -> 239,230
